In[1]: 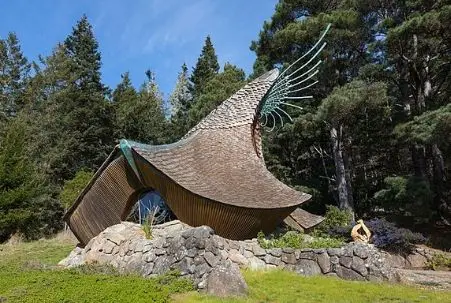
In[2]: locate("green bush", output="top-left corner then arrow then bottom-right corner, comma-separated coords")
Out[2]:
308,237 -> 345,249
373,176 -> 433,222
426,253 -> 451,271
312,205 -> 353,237
258,231 -> 304,249
0,119 -> 63,242
257,231 -> 344,249
60,169 -> 94,210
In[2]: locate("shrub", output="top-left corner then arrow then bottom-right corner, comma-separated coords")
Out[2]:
312,205 -> 353,237
308,237 -> 345,249
373,176 -> 433,222
426,253 -> 451,271
60,169 -> 94,210
257,231 -> 304,249
366,218 -> 427,253
257,231 -> 345,249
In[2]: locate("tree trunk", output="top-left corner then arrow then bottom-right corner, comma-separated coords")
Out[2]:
330,125 -> 354,218
411,144 -> 427,178
431,144 -> 450,223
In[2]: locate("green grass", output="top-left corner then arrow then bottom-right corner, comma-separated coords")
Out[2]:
175,270 -> 451,303
0,234 -> 450,303
0,234 -> 192,303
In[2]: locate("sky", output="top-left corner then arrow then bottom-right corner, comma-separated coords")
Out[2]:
0,0 -> 277,97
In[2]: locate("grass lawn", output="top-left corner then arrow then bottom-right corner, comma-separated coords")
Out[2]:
0,234 -> 449,303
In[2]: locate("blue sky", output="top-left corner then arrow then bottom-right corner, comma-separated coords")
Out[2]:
0,0 -> 277,97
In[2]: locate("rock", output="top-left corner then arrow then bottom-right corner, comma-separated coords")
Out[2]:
395,269 -> 451,291
281,253 -> 296,265
193,226 -> 214,239
298,251 -> 316,260
59,221 -> 399,287
317,252 -> 331,273
248,257 -> 267,270
153,256 -> 172,274
268,248 -> 282,257
330,255 -> 339,265
152,220 -> 185,237
194,263 -> 211,278
58,246 -> 84,268
264,254 -> 282,266
388,254 -> 407,268
143,252 -> 156,263
351,256 -> 367,276
204,251 -> 220,267
102,241 -> 116,254
327,248 -> 342,256
335,266 -> 365,281
193,256 -> 205,265
353,244 -> 370,259
252,245 -> 266,257
229,249 -> 249,266
296,259 -> 322,276
282,247 -> 294,253
104,232 -> 126,246
175,257 -> 195,275
243,250 -> 253,258
339,256 -> 353,268
406,253 -> 428,269
142,262 -> 154,276
206,261 -> 248,297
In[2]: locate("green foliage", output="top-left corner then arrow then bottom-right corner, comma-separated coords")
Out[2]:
307,237 -> 345,249
169,64 -> 193,140
426,253 -> 451,271
188,63 -> 246,127
373,176 -> 433,221
114,70 -> 168,144
257,230 -> 304,249
0,237 -> 194,303
0,118 -> 63,242
190,36 -> 219,96
29,16 -> 115,184
257,230 -> 344,249
251,0 -> 451,225
0,32 -> 30,122
60,169 -> 93,210
177,269 -> 449,303
142,218 -> 153,240
313,205 -> 353,237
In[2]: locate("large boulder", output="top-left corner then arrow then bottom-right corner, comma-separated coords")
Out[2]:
205,261 -> 248,297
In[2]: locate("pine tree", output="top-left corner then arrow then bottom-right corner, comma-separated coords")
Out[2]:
190,36 -> 219,96
32,16 -> 115,183
169,63 -> 192,140
188,63 -> 245,126
169,63 -> 192,117
115,70 -> 167,144
0,33 -> 30,125
0,118 -> 63,242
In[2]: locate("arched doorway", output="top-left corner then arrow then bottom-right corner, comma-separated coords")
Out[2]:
127,190 -> 175,225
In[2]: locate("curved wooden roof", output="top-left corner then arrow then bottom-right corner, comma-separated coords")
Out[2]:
124,69 -> 310,209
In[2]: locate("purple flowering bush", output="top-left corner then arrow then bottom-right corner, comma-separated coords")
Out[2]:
366,218 -> 427,253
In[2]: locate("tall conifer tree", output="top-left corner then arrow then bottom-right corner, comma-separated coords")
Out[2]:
190,36 -> 219,96
34,16 -> 115,183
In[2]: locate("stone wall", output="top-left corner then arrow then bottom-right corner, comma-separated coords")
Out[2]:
60,221 -> 423,288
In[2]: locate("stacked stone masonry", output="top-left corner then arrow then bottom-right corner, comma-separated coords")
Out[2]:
60,221 -> 431,288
